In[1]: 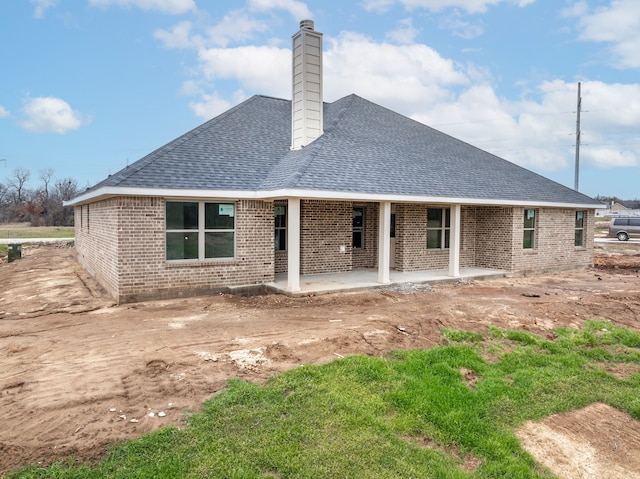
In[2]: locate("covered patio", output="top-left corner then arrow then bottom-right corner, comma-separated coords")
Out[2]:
270,266 -> 507,297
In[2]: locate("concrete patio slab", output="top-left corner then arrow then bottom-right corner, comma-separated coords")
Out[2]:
270,267 -> 507,296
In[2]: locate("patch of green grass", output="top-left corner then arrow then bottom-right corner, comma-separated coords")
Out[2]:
0,225 -> 74,239
442,328 -> 484,343
8,320 -> 640,478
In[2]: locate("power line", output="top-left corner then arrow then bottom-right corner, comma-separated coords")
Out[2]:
430,110 -> 577,127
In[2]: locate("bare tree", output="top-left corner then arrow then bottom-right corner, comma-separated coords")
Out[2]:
0,183 -> 8,222
51,177 -> 79,226
0,171 -> 79,225
39,168 -> 55,200
54,177 -> 79,202
7,167 -> 31,203
0,182 -> 7,206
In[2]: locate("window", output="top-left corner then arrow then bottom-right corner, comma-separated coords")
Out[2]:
575,211 -> 585,247
80,204 -> 89,232
165,201 -> 235,261
275,205 -> 286,251
523,209 -> 536,249
427,208 -> 450,249
390,213 -> 396,238
353,207 -> 364,249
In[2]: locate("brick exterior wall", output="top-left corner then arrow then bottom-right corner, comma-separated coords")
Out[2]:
75,196 -> 595,301
75,197 -> 274,302
512,207 -> 595,274
392,204 -> 594,273
471,206 -> 516,270
74,199 -> 120,297
275,201 -> 378,274
394,204 -> 476,272
300,200 -> 352,274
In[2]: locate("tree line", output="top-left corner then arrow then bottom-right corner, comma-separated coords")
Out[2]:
0,167 -> 80,226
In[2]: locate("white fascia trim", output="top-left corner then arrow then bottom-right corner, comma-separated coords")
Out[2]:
64,185 -> 606,210
260,189 -> 606,209
64,186 -> 259,206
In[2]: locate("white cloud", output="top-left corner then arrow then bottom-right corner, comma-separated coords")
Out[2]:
89,0 -> 196,14
197,45 -> 291,97
362,0 -> 535,14
183,28 -> 469,120
361,0 -> 395,12
155,12 -> 270,49
438,10 -> 484,39
0,106 -> 10,118
204,10 -> 270,47
385,18 -> 420,44
324,32 -> 468,113
247,0 -> 312,20
154,20 -> 196,48
188,89 -> 250,119
185,29 -> 470,116
30,0 -> 57,19
414,79 -> 640,171
189,91 -> 234,119
560,1 -> 588,18
571,0 -> 640,69
20,97 -> 89,134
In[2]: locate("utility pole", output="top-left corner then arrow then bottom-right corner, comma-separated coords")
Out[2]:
574,82 -> 581,191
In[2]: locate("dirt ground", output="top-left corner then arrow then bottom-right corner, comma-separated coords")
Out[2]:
1,242 -> 640,476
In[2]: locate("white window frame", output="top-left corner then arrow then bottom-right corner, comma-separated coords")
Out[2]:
353,207 -> 364,249
523,209 -> 536,249
275,204 -> 287,252
427,207 -> 450,250
575,210 -> 585,247
165,201 -> 236,261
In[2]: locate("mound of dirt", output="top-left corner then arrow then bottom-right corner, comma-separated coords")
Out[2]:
518,403 -> 640,479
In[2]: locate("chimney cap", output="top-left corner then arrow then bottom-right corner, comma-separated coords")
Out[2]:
299,19 -> 314,31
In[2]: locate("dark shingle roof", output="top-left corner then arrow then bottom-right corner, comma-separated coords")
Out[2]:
93,95 -> 291,191
85,93 -> 601,206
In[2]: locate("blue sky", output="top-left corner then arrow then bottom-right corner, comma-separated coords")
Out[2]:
1,0 -> 639,199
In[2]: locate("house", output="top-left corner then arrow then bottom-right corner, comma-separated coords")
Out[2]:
67,20 -> 603,303
595,201 -> 640,218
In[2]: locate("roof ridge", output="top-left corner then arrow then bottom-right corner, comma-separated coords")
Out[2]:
271,95 -> 358,189
322,94 -> 357,133
253,94 -> 288,102
258,95 -> 355,190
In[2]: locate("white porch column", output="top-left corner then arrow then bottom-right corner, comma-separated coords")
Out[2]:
448,204 -> 461,277
287,198 -> 301,292
378,201 -> 391,284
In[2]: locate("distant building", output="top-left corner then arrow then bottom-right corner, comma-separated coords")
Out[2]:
596,201 -> 640,217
